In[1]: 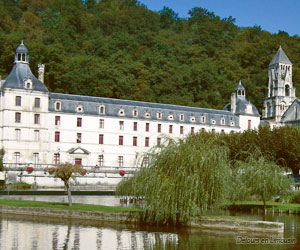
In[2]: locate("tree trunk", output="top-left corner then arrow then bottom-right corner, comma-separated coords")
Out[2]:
65,181 -> 72,206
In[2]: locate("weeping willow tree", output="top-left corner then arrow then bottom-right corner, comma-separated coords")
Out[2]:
117,133 -> 231,225
234,152 -> 292,210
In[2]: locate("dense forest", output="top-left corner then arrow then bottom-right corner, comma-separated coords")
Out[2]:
1,0 -> 300,112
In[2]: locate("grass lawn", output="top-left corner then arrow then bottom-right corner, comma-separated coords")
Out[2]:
0,199 -> 141,213
226,201 -> 300,213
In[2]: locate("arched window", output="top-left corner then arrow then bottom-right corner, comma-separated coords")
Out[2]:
285,85 -> 290,97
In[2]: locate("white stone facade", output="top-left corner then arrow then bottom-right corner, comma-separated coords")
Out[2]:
0,42 -> 261,173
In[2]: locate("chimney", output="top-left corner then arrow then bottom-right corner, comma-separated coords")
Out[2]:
231,92 -> 236,114
38,64 -> 45,83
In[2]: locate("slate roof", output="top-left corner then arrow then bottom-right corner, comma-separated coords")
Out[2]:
2,63 -> 48,92
16,41 -> 28,53
269,46 -> 292,66
49,92 -> 240,127
223,100 -> 260,117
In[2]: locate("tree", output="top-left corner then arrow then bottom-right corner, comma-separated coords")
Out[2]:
54,163 -> 81,206
117,134 -> 231,225
0,148 -> 5,172
235,152 -> 291,210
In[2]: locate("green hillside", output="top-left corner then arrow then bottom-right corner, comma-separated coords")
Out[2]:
1,0 -> 300,112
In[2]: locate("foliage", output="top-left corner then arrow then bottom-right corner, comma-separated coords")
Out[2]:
290,190 -> 300,204
6,182 -> 31,190
117,134 -> 231,225
234,151 -> 292,210
221,126 -> 300,174
54,162 -> 81,206
0,1 -> 300,112
0,148 -> 4,171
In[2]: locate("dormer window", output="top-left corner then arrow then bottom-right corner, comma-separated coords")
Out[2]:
190,116 -> 195,122
221,118 -> 225,125
77,105 -> 83,113
168,114 -> 174,120
55,101 -> 61,111
145,112 -> 150,118
179,114 -> 184,121
157,112 -> 162,119
211,119 -> 216,125
119,109 -> 125,116
133,109 -> 138,117
201,116 -> 206,123
24,79 -> 32,89
99,105 -> 105,114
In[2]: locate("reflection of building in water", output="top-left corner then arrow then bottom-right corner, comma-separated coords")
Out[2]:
0,218 -> 179,249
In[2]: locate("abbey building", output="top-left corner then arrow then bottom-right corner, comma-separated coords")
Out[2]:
0,42 -> 295,168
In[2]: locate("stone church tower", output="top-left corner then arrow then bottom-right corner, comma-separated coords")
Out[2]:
263,46 -> 296,123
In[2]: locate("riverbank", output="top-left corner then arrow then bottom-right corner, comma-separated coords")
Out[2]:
225,201 -> 300,214
0,199 -> 284,233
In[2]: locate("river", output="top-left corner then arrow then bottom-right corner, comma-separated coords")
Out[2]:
1,196 -> 300,249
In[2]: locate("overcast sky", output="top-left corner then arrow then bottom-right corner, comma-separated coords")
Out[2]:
140,0 -> 300,36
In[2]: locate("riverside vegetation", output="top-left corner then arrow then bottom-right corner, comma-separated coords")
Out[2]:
117,126 -> 300,225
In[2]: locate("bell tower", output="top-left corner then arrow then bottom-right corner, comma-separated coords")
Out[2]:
263,46 -> 296,122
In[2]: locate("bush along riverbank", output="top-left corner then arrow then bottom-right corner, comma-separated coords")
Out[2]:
225,201 -> 300,214
0,199 -> 284,233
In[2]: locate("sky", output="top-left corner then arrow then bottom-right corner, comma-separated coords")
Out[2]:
139,0 -> 300,36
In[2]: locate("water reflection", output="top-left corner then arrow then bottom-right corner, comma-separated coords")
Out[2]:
0,213 -> 299,250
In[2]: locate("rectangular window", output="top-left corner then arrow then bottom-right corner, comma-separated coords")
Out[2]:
34,98 -> 40,108
75,158 -> 82,166
158,124 -> 161,133
119,136 -> 123,145
145,137 -> 149,147
14,152 -> 20,163
77,117 -> 82,127
146,123 -> 149,132
99,119 -> 104,129
55,116 -> 60,125
133,136 -> 137,146
34,130 -> 39,141
248,120 -> 252,130
15,129 -> 21,140
55,131 -> 60,142
191,127 -> 194,134
15,112 -> 21,123
157,112 -> 162,119
33,153 -> 39,165
133,122 -> 137,131
99,106 -> 105,114
118,156 -> 123,167
157,137 -> 161,146
119,121 -> 124,130
15,96 -> 21,106
54,153 -> 60,165
180,126 -> 184,135
55,102 -> 61,111
212,129 -> 216,133
169,125 -> 173,134
77,133 -> 82,143
180,114 -> 184,121
98,155 -> 104,167
34,114 -> 40,124
99,134 -> 104,144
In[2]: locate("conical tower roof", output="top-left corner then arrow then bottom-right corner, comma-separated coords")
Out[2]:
269,46 -> 292,66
